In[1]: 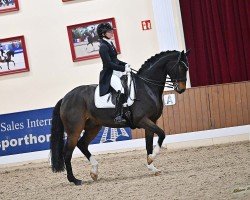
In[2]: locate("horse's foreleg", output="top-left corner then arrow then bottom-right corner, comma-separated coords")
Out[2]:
146,163 -> 161,175
145,130 -> 154,163
77,124 -> 101,181
145,130 -> 161,175
139,117 -> 165,165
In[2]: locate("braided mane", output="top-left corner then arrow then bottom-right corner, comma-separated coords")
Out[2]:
138,50 -> 179,74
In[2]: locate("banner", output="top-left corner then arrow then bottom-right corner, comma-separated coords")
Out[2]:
0,108 -> 53,156
0,108 -> 131,156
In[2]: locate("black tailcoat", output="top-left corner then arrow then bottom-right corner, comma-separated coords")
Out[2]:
99,39 -> 126,96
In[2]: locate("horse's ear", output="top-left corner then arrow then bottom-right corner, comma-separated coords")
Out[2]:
181,50 -> 185,60
185,49 -> 191,56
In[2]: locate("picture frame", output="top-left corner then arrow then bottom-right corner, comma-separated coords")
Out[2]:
0,0 -> 19,14
0,36 -> 30,76
67,18 -> 121,62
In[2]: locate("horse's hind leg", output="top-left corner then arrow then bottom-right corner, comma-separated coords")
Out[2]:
85,43 -> 89,50
77,121 -> 101,181
64,134 -> 82,185
63,118 -> 85,185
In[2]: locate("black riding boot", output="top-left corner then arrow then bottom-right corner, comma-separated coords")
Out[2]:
114,91 -> 126,124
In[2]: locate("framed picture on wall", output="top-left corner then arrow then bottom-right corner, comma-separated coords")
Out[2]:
0,0 -> 19,14
67,17 -> 121,62
0,36 -> 30,76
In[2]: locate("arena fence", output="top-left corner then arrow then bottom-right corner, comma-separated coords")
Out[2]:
132,81 -> 250,139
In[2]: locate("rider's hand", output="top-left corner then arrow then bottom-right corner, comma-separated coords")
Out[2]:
125,64 -> 131,73
125,66 -> 131,73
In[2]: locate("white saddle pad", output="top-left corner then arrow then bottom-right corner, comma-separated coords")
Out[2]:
94,76 -> 135,108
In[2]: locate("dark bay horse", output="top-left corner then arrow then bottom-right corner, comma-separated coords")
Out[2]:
50,50 -> 190,185
0,50 -> 15,70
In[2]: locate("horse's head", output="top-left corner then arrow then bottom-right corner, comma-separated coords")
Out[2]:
166,50 -> 190,94
138,50 -> 190,94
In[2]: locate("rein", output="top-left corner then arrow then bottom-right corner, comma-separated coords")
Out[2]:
131,68 -> 174,88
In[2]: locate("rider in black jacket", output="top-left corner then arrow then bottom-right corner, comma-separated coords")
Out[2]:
97,23 -> 131,124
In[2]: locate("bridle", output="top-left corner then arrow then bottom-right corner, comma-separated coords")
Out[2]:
131,53 -> 188,89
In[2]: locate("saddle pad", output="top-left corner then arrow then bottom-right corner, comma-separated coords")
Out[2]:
94,76 -> 135,108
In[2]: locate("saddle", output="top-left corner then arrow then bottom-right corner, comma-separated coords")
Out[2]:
94,73 -> 137,128
94,73 -> 136,109
108,75 -> 130,105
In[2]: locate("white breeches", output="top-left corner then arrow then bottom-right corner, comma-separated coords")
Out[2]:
110,73 -> 124,93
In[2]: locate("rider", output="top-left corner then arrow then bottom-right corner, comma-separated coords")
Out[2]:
0,44 -> 7,61
97,22 -> 131,124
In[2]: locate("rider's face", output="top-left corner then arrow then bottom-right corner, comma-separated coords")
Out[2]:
104,30 -> 114,39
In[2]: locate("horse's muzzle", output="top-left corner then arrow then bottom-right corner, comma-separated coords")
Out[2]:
176,88 -> 185,94
175,82 -> 186,94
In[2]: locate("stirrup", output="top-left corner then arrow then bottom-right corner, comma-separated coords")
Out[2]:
114,116 -> 126,124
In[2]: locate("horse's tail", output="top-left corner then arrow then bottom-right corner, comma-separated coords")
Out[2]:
50,99 -> 65,172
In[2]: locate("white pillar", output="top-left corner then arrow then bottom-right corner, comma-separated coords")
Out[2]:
152,0 -> 191,88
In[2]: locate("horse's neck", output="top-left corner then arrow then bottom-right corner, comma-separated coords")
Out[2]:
138,67 -> 166,97
140,63 -> 167,81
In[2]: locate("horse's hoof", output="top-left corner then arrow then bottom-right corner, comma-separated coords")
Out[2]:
90,172 -> 98,181
68,176 -> 83,185
74,179 -> 83,185
154,170 -> 161,176
147,155 -> 154,165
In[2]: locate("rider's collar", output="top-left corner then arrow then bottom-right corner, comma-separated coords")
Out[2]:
103,38 -> 112,45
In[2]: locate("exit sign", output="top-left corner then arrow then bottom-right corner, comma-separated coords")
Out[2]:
141,20 -> 152,30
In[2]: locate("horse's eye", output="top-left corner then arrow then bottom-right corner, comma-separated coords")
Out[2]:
179,65 -> 185,71
180,62 -> 188,71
